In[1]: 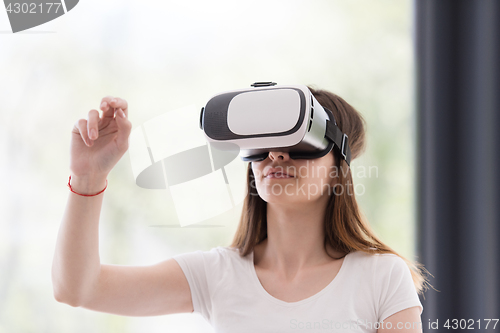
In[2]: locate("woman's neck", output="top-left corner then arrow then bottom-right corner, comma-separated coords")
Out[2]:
254,199 -> 340,280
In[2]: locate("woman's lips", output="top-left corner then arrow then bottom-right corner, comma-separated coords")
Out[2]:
265,172 -> 294,179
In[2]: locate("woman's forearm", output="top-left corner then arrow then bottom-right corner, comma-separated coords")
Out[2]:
51,174 -> 108,306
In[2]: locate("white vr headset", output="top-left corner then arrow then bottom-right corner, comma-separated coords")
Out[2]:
200,82 -> 352,166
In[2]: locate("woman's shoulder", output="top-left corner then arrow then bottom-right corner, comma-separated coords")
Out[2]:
347,249 -> 407,272
208,245 -> 242,256
348,248 -> 404,259
178,245 -> 239,255
173,245 -> 247,274
191,245 -> 248,264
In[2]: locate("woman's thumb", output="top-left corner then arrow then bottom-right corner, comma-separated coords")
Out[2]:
115,109 -> 132,150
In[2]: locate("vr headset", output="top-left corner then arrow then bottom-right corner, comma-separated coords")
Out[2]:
199,82 -> 352,166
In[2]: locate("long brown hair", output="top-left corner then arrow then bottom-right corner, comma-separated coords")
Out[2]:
229,86 -> 432,295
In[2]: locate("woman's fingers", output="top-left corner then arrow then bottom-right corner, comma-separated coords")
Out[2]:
114,108 -> 132,150
75,118 -> 92,146
100,96 -> 128,114
108,97 -> 128,117
100,96 -> 114,111
98,96 -> 129,127
98,96 -> 114,127
72,97 -> 130,150
87,109 -> 100,140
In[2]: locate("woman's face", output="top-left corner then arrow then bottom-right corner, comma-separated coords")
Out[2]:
251,151 -> 338,205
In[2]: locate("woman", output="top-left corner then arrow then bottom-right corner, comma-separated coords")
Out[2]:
52,87 -> 429,333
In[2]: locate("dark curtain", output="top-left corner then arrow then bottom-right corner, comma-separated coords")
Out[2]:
415,0 -> 500,330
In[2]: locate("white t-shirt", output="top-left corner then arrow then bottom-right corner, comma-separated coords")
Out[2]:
173,246 -> 423,333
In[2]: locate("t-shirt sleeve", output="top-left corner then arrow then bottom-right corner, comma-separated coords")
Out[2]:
375,254 -> 423,322
173,247 -> 223,323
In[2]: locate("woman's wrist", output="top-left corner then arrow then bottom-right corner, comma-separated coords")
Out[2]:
69,174 -> 108,195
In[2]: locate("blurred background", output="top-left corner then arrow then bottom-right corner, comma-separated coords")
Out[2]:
0,0 -> 417,332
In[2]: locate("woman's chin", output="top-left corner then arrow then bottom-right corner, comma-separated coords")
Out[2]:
260,194 -> 318,206
255,181 -> 328,204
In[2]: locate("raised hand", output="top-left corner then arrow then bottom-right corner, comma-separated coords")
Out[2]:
69,96 -> 132,193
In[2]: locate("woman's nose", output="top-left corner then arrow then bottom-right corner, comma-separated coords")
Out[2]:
268,151 -> 290,161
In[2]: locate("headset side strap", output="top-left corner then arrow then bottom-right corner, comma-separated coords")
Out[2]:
324,108 -> 352,166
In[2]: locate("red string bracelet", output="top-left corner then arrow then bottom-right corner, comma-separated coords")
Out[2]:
67,175 -> 108,197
